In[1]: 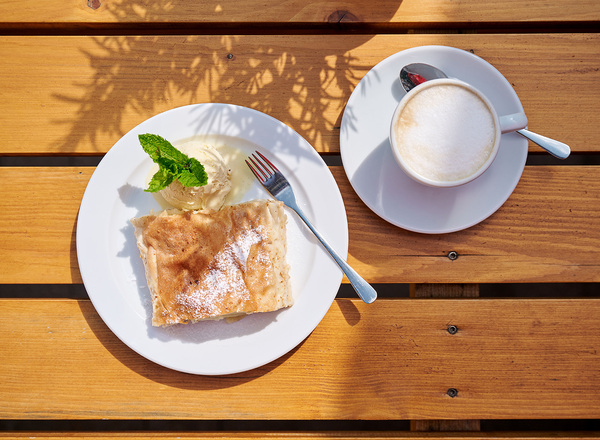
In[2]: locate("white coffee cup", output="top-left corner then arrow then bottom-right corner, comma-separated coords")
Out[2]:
389,78 -> 527,187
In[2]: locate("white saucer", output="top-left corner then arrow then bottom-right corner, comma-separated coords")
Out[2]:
340,45 -> 528,234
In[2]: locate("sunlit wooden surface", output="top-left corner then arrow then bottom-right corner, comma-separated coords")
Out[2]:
0,0 -> 598,24
0,34 -> 598,155
1,298 -> 599,420
1,166 -> 599,284
0,0 -> 599,437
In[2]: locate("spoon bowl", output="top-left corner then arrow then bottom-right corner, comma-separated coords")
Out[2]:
399,63 -> 571,159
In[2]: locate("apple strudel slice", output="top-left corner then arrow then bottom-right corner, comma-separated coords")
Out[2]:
131,199 -> 292,327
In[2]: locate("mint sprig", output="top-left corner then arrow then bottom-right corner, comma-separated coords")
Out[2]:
139,134 -> 208,192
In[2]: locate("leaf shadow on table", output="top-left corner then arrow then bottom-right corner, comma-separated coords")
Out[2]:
50,4 -> 397,155
65,0 -> 405,388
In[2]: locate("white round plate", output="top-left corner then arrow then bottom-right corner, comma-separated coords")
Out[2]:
340,45 -> 528,234
76,103 -> 347,375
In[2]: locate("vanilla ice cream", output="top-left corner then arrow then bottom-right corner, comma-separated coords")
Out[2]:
159,141 -> 231,210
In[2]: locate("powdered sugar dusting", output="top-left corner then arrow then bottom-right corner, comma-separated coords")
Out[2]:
227,225 -> 266,270
174,224 -> 268,320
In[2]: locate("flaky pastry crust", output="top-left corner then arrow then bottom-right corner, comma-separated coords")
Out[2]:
131,200 -> 292,326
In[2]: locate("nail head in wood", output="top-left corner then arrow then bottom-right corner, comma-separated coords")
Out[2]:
447,251 -> 458,260
87,0 -> 101,10
447,388 -> 458,398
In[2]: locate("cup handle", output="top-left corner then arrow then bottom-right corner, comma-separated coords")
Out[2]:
499,112 -> 528,134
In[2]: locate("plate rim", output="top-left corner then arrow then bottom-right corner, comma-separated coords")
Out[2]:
76,103 -> 348,375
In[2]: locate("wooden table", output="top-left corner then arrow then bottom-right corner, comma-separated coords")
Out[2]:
1,0 -> 599,437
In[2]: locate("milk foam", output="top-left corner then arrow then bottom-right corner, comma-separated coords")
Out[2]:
393,83 -> 497,182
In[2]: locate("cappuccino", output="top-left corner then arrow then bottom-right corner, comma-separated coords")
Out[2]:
391,79 -> 499,186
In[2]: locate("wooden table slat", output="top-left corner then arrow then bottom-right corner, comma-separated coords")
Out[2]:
0,34 -> 597,155
1,298 -> 598,420
1,166 -> 599,284
0,0 -> 598,24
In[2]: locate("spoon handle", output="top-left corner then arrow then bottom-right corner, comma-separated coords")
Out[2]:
516,129 -> 570,159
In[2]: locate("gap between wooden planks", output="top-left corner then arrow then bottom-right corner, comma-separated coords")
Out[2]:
0,433 -> 600,440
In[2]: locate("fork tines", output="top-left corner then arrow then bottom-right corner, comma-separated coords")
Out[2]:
245,150 -> 279,182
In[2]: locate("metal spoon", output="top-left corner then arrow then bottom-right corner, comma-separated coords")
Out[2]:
400,63 -> 571,159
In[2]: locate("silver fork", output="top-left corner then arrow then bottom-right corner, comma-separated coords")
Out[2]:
246,151 -> 377,304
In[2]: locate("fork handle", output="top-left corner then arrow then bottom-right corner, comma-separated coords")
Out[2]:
290,205 -> 377,304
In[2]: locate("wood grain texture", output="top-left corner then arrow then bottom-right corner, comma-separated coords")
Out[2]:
0,0 -> 597,24
1,166 -> 599,284
0,168 -> 91,284
341,165 -> 600,283
0,34 -> 597,154
411,282 -> 480,431
0,298 -> 598,420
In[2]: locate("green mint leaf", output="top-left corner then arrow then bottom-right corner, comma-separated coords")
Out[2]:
176,169 -> 203,187
187,157 -> 208,185
139,134 -> 169,161
156,156 -> 182,176
139,133 -> 208,191
141,134 -> 188,163
145,167 -> 175,192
